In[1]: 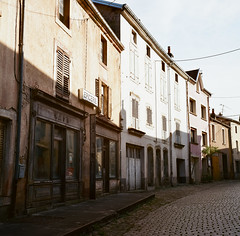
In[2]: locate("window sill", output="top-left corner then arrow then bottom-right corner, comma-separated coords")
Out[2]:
190,112 -> 197,116
99,61 -> 108,70
55,18 -> 72,37
174,143 -> 185,149
201,117 -> 207,121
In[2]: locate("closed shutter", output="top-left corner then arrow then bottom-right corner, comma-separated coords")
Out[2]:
95,78 -> 102,113
56,48 -> 70,100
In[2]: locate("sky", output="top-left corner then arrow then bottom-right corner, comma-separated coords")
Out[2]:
113,0 -> 240,120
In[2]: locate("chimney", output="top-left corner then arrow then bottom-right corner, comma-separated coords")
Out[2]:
167,46 -> 174,58
211,108 -> 216,119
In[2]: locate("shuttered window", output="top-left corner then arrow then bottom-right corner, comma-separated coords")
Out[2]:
56,48 -> 70,100
146,107 -> 152,125
0,121 -> 6,194
132,98 -> 138,119
95,78 -> 112,119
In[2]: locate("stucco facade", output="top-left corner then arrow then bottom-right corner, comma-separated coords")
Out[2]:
0,0 -> 123,218
93,0 -> 189,189
186,70 -> 211,183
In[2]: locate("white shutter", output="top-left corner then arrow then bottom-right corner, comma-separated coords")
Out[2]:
130,49 -> 134,78
135,51 -> 139,81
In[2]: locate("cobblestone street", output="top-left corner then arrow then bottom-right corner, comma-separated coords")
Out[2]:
90,181 -> 240,236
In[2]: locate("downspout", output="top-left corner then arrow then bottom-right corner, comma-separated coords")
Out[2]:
12,0 -> 25,216
186,77 -> 192,183
167,63 -> 173,186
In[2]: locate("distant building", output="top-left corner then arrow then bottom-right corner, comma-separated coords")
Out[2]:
209,110 -> 233,180
186,69 -> 211,183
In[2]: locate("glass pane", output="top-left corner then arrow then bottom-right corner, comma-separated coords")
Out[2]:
34,120 -> 51,180
66,129 -> 77,179
53,127 -> 63,179
96,137 -> 103,178
109,141 -> 117,178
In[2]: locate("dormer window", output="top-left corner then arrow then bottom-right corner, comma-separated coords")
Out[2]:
161,61 -> 165,72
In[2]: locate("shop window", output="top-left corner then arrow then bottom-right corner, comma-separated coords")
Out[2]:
96,137 -> 103,179
109,141 -> 117,178
58,0 -> 70,28
56,48 -> 70,100
34,120 -> 78,181
100,36 -> 107,66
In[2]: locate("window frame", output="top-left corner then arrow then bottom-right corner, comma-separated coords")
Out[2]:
100,36 -> 107,66
189,98 -> 196,115
57,0 -> 70,29
55,47 -> 70,100
190,127 -> 197,144
202,131 -> 207,146
201,105 -> 207,120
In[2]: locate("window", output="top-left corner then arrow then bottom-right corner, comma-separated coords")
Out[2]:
160,75 -> 167,102
175,73 -> 178,83
130,47 -> 139,82
236,141 -> 239,153
96,137 -> 117,179
212,124 -> 216,141
58,0 -> 70,28
201,105 -> 206,120
174,81 -> 180,110
56,48 -> 70,100
100,36 -> 107,66
146,45 -> 151,58
132,30 -> 137,44
202,132 -> 207,146
191,127 -> 197,144
131,97 -> 139,129
161,61 -> 165,72
145,59 -> 152,90
34,120 -> 78,180
222,128 -> 225,144
0,120 -> 6,193
175,122 -> 181,144
196,81 -> 200,93
162,115 -> 167,139
235,126 -> 238,133
95,79 -> 112,118
146,106 -> 152,125
190,98 -> 196,114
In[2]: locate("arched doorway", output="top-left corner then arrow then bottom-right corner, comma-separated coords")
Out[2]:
148,147 -> 154,186
156,149 -> 161,186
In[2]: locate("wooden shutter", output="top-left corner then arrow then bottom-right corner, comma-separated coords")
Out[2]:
56,48 -> 70,100
95,78 -> 102,112
107,87 -> 112,119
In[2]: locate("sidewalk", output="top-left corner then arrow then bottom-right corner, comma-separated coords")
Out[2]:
0,192 -> 155,236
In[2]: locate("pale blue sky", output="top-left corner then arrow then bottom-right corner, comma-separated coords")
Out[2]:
114,0 -> 240,120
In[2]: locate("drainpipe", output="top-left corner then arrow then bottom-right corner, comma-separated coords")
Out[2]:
186,77 -> 192,184
11,0 -> 25,216
167,63 -> 173,186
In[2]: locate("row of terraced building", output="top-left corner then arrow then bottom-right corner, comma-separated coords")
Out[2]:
1,0 -> 240,218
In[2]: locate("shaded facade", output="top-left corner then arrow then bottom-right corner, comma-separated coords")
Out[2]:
0,0 -> 123,218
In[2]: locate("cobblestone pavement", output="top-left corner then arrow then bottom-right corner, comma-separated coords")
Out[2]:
89,181 -> 240,236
